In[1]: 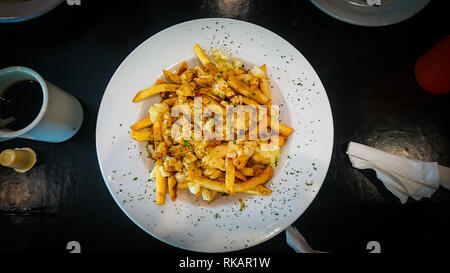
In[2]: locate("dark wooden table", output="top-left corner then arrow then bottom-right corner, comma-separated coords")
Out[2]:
0,0 -> 449,253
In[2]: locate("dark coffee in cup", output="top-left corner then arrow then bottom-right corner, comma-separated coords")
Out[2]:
0,66 -> 83,143
0,79 -> 43,131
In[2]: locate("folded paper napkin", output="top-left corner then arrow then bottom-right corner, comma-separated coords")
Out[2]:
286,225 -> 327,253
346,142 -> 450,204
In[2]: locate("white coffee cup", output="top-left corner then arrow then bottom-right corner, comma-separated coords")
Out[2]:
0,66 -> 83,143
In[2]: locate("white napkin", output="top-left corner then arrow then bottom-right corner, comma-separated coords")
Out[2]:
346,142 -> 450,204
286,225 -> 327,253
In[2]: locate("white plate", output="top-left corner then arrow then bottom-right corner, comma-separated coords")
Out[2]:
310,0 -> 430,27
96,18 -> 333,252
0,0 -> 64,23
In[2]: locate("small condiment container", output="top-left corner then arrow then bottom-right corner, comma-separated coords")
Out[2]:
0,148 -> 36,173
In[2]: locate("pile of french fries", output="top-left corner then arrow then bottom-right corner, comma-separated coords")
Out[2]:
130,44 -> 294,205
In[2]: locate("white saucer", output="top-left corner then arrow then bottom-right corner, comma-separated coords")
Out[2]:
0,0 -> 65,23
310,0 -> 430,27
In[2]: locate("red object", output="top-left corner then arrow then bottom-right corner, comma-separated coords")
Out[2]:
414,35 -> 450,95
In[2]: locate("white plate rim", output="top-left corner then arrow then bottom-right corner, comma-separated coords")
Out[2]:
96,18 -> 334,252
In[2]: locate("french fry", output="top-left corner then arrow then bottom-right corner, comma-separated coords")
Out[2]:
232,166 -> 273,193
234,169 -> 248,181
210,190 -> 218,202
133,84 -> 180,102
155,160 -> 167,205
249,77 -> 260,89
186,171 -> 227,192
130,131 -> 153,142
234,67 -> 247,75
186,166 -> 273,194
130,116 -> 152,131
260,65 -> 275,117
239,198 -> 246,210
200,93 -> 222,108
163,69 -> 181,84
236,73 -> 254,85
225,158 -> 235,194
232,95 -> 292,137
231,95 -> 260,107
260,65 -> 271,100
233,95 -> 292,137
155,79 -> 168,85
200,94 -> 226,116
153,120 -> 163,157
250,164 -> 266,176
168,144 -> 191,159
176,82 -> 195,97
196,87 -> 212,96
277,135 -> 287,146
180,69 -> 195,83
168,175 -> 177,201
239,167 -> 255,176
267,116 -> 294,136
177,181 -> 189,189
153,120 -> 162,142
195,66 -> 210,78
194,44 -> 213,67
227,76 -> 269,105
161,97 -> 177,106
160,91 -> 175,99
194,77 -> 215,87
234,155 -> 250,170
194,44 -> 218,75
243,185 -> 272,195
177,61 -> 188,75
